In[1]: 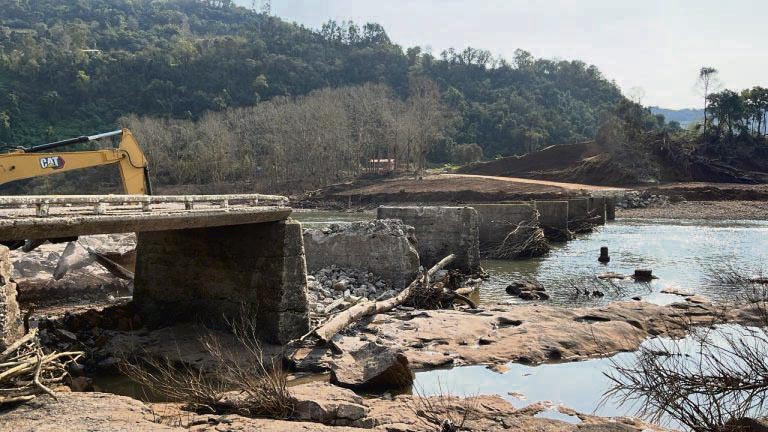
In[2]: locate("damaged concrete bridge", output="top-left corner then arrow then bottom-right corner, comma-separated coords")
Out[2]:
0,194 -> 310,348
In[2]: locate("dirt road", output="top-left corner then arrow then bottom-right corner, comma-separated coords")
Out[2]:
441,174 -> 624,191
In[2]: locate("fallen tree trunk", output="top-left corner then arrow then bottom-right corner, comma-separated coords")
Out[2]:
314,254 -> 456,343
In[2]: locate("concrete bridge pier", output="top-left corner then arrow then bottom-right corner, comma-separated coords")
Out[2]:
133,220 -> 309,344
534,200 -> 569,241
0,194 -> 308,348
589,197 -> 607,225
471,203 -> 538,250
606,197 -> 617,221
377,206 -> 480,273
567,198 -> 590,221
0,246 -> 22,351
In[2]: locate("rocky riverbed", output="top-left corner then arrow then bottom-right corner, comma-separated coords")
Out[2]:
1,383 -> 670,432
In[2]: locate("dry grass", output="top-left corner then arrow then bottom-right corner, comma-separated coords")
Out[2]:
603,264 -> 768,431
120,312 -> 294,418
408,381 -> 480,432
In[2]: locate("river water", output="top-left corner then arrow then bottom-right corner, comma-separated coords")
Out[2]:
293,210 -> 768,306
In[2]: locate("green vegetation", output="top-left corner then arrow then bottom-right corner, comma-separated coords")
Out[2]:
0,0 -> 653,159
706,87 -> 768,140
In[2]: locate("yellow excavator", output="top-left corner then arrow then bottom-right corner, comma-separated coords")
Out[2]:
0,129 -> 151,250
0,128 -> 152,195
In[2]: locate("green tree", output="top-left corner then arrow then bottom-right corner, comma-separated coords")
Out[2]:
698,67 -> 720,135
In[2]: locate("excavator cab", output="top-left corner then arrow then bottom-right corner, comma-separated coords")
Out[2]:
0,128 -> 152,195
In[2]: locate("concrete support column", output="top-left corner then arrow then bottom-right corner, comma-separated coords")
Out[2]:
567,198 -> 590,221
377,206 -> 480,273
471,204 -> 537,249
133,220 -> 309,344
589,197 -> 607,225
605,197 -> 617,221
0,246 -> 22,351
534,200 -> 569,241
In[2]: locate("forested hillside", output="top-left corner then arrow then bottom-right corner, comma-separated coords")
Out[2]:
0,0 -> 647,161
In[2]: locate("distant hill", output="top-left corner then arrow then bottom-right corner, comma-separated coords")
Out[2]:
0,0 -> 641,159
650,106 -> 704,126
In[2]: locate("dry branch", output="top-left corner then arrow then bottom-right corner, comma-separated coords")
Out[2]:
482,214 -> 549,259
314,254 -> 456,343
0,329 -> 83,405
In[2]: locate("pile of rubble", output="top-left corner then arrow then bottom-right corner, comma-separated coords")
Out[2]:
307,267 -> 399,315
617,191 -> 673,209
303,219 -> 419,291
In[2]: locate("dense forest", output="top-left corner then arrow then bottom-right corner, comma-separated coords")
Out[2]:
0,1 -> 657,150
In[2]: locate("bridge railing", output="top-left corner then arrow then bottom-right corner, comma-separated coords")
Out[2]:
0,194 -> 289,217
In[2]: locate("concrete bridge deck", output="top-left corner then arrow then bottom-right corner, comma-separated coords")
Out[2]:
0,194 -> 309,346
0,194 -> 291,240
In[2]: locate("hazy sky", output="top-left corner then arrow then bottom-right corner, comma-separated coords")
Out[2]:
238,0 -> 767,109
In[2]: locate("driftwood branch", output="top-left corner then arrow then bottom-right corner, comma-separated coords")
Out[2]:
0,330 -> 83,405
313,254 -> 456,343
450,292 -> 477,309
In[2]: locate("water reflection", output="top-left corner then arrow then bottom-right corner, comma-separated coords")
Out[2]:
413,324 -> 764,430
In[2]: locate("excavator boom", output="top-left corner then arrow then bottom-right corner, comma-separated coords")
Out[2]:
0,129 -> 151,195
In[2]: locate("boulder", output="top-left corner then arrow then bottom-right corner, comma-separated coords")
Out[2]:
290,382 -> 370,426
329,337 -> 413,390
506,280 -> 548,301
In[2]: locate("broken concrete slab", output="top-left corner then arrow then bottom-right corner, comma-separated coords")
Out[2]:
329,337 -> 413,390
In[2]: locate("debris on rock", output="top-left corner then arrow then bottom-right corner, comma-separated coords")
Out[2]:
506,280 -> 549,301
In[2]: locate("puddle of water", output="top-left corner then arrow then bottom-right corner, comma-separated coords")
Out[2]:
92,373 -> 170,403
412,324 -> 765,429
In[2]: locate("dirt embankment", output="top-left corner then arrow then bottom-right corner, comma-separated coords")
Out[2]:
457,141 -> 621,184
619,200 -> 768,220
301,173 -> 623,208
458,139 -> 768,188
638,182 -> 768,201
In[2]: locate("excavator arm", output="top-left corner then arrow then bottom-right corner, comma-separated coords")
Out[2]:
0,129 -> 151,195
